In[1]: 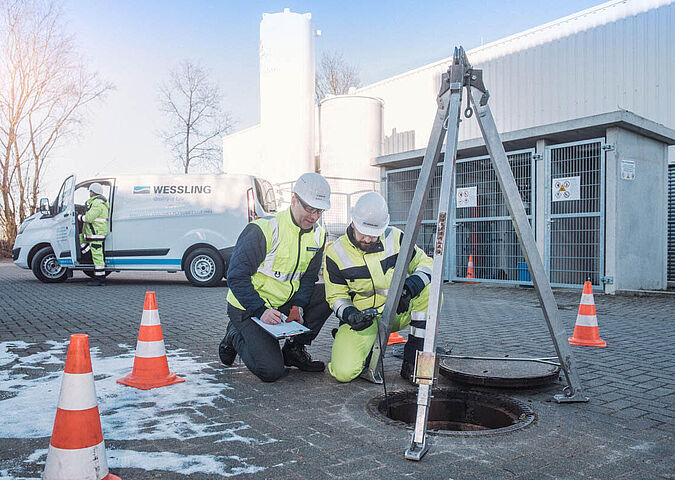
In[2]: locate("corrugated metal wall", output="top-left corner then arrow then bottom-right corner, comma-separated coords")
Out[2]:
358,0 -> 675,150
669,163 -> 675,282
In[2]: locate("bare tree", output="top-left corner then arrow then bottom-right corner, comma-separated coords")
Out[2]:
315,51 -> 361,102
158,60 -> 233,174
0,0 -> 112,247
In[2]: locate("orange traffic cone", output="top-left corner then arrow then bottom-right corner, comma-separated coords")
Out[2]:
43,334 -> 121,480
117,292 -> 185,389
568,281 -> 607,347
464,253 -> 479,283
387,331 -> 406,345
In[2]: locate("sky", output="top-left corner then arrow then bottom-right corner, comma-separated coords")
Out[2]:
44,0 -> 605,197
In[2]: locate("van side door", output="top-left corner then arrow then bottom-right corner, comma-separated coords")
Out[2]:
52,175 -> 79,266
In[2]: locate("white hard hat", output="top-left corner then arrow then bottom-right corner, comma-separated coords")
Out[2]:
88,183 -> 103,195
292,173 -> 331,210
351,192 -> 390,237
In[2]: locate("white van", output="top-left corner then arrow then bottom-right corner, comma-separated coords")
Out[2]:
12,173 -> 277,286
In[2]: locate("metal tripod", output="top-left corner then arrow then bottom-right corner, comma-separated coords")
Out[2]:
362,46 -> 589,461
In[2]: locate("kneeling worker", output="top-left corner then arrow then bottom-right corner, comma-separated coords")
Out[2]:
325,192 -> 433,383
219,172 -> 333,382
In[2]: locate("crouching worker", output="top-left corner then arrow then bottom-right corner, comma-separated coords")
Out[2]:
219,173 -> 333,382
325,192 -> 433,383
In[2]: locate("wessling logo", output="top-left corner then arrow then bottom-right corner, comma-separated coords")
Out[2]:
133,185 -> 212,194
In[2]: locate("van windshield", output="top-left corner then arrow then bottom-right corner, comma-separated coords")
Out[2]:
255,178 -> 277,214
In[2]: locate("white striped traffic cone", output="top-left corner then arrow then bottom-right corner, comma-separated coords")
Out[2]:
568,281 -> 607,347
117,291 -> 185,389
43,334 -> 121,480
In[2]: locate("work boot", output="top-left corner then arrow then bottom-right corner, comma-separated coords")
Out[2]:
400,359 -> 415,385
87,277 -> 105,287
219,323 -> 238,366
282,340 -> 324,372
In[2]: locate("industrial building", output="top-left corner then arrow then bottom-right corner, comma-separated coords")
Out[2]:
223,0 -> 675,293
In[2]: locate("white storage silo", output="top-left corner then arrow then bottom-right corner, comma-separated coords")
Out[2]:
259,9 -> 315,184
319,94 -> 384,182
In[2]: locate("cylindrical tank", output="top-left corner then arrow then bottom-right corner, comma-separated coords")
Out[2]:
259,9 -> 315,184
319,94 -> 384,182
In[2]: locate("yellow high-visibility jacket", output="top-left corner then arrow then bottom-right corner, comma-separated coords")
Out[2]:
227,208 -> 326,314
324,226 -> 432,318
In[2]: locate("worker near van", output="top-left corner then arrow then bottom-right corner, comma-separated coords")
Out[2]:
219,172 -> 333,382
324,191 -> 433,384
77,182 -> 109,286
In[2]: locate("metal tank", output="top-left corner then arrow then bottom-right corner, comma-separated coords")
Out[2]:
259,8 -> 315,184
318,93 -> 384,182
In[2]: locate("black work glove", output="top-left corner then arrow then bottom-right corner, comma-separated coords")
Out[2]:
397,285 -> 412,314
343,306 -> 374,331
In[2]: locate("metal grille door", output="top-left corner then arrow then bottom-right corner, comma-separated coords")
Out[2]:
452,150 -> 535,284
387,165 -> 442,257
668,163 -> 675,283
545,139 -> 605,287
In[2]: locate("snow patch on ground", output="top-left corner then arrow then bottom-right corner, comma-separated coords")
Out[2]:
24,448 -> 271,477
0,340 -> 277,477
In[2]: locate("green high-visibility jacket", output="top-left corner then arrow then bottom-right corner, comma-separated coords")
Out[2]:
324,226 -> 433,318
226,208 -> 326,312
83,195 -> 109,241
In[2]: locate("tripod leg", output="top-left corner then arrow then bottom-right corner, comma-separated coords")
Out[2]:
363,81 -> 454,384
469,87 -> 588,403
405,79 -> 463,461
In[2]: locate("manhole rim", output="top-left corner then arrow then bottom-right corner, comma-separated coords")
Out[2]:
366,388 -> 536,437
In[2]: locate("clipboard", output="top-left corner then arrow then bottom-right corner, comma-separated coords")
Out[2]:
252,314 -> 310,339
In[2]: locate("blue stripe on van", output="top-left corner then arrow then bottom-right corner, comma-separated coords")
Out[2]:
58,259 -> 73,265
107,258 -> 182,265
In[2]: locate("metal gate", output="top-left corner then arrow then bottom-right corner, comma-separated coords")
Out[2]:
545,139 -> 605,287
451,150 -> 535,284
387,164 -> 442,258
668,163 -> 675,283
386,149 -> 534,282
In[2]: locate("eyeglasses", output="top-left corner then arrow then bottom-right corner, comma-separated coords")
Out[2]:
296,195 -> 324,215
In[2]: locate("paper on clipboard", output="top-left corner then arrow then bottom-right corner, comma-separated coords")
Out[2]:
252,314 -> 310,339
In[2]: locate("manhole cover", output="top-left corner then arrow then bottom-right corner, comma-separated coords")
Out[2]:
439,357 -> 560,388
367,389 -> 535,436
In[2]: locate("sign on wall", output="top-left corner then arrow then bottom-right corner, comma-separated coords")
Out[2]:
621,159 -> 636,180
552,176 -> 581,201
456,186 -> 478,208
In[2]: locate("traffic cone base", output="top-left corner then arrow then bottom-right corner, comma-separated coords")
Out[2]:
569,331 -> 607,347
117,292 -> 185,390
387,332 -> 406,345
568,281 -> 607,348
43,334 -> 121,480
117,371 -> 184,390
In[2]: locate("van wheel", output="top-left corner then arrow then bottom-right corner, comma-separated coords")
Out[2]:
185,248 -> 224,287
32,247 -> 68,283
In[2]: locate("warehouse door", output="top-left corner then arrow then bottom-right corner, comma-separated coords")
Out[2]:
451,150 -> 535,284
545,139 -> 605,287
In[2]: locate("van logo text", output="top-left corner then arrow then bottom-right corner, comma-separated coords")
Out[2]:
133,185 -> 212,194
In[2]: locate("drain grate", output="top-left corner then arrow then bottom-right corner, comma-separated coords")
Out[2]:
367,388 -> 535,436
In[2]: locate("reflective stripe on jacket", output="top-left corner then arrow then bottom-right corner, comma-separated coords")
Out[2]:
226,208 -> 326,312
324,226 -> 433,319
84,195 -> 109,239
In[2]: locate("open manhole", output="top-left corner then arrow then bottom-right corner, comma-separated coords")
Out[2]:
367,389 -> 535,436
